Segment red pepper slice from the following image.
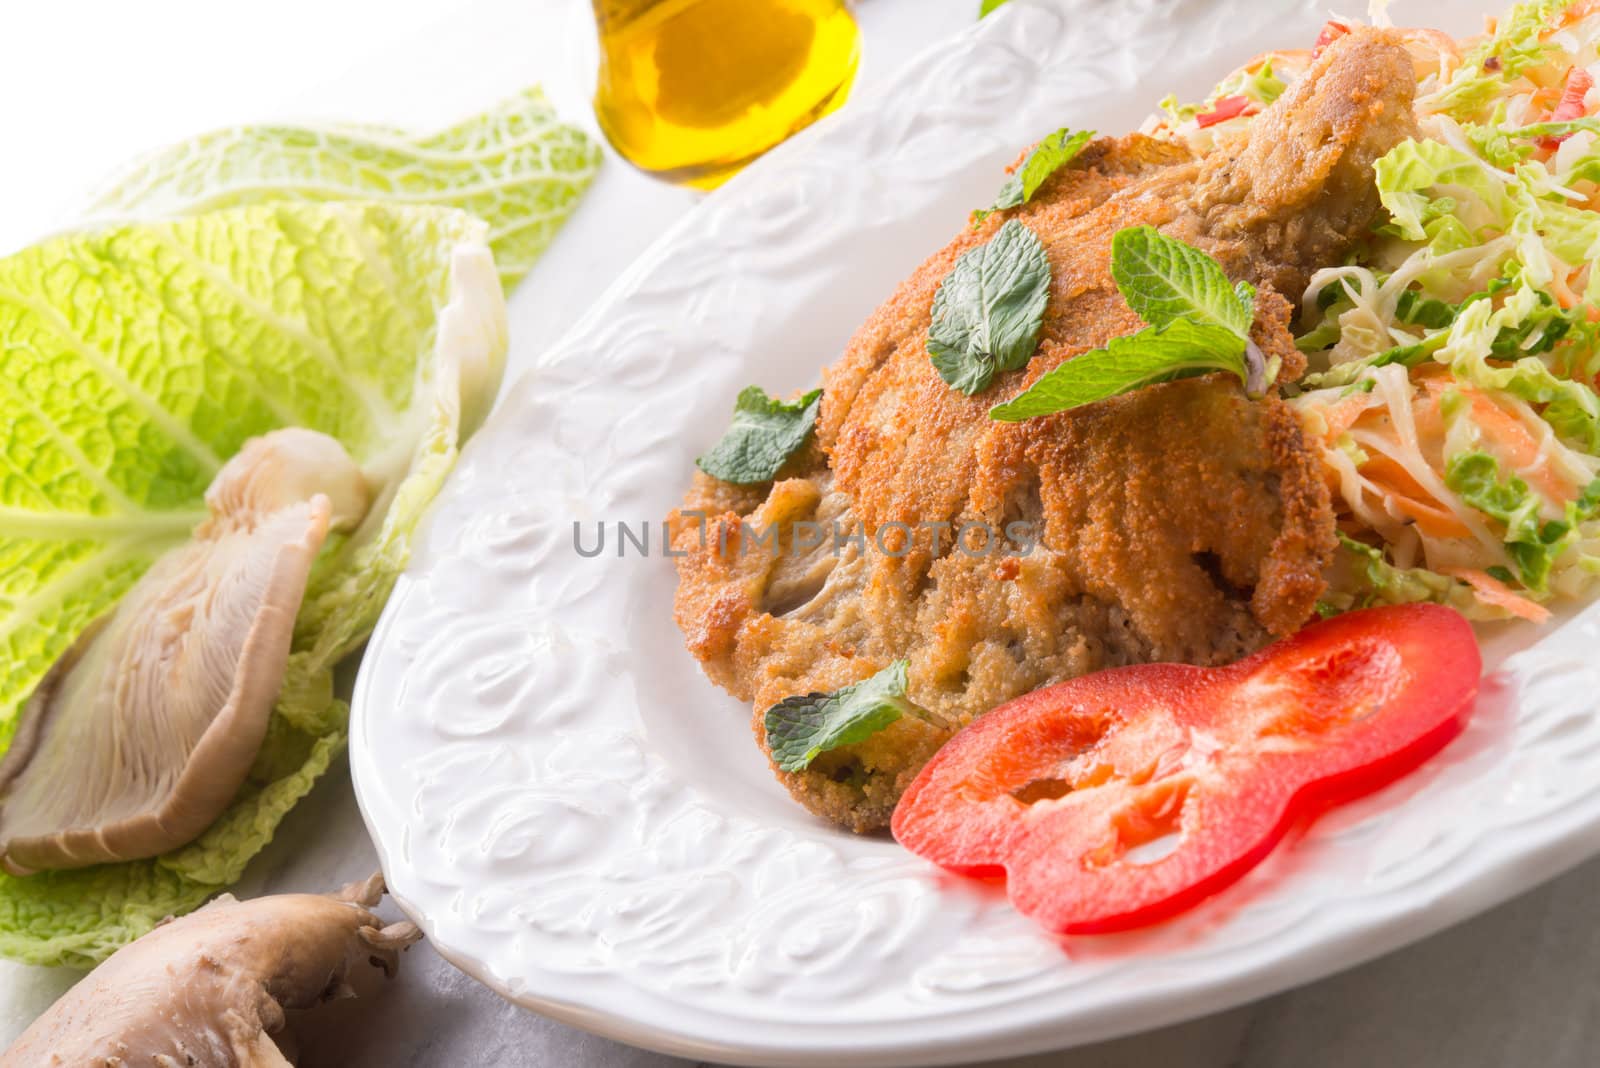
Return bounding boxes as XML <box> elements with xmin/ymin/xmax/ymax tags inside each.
<box><xmin>1313</xmin><ymin>19</ymin><xmax>1351</xmax><ymax>57</ymax></box>
<box><xmin>891</xmin><ymin>604</ymin><xmax>1481</xmax><ymax>936</ymax></box>
<box><xmin>1194</xmin><ymin>94</ymin><xmax>1254</xmax><ymax>128</ymax></box>
<box><xmin>1538</xmin><ymin>66</ymin><xmax>1595</xmax><ymax>151</ymax></box>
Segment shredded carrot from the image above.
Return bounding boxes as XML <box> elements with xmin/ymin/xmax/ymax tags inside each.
<box><xmin>1361</xmin><ymin>454</ymin><xmax>1432</xmax><ymax>498</ymax></box>
<box><xmin>1311</xmin><ymin>382</ymin><xmax>1477</xmax><ymax>538</ymax></box>
<box><xmin>1467</xmin><ymin>392</ymin><xmax>1574</xmax><ymax>502</ymax></box>
<box><xmin>1333</xmin><ymin>375</ymin><xmax>1573</xmax><ymax>543</ymax></box>
<box><xmin>1441</xmin><ymin>567</ymin><xmax>1552</xmax><ymax>623</ymax></box>
<box><xmin>1551</xmin><ymin>266</ymin><xmax>1582</xmax><ymax>310</ymax></box>
<box><xmin>1318</xmin><ymin>395</ymin><xmax>1374</xmax><ymax>440</ymax></box>
<box><xmin>1417</xmin><ymin>378</ymin><xmax>1576</xmax><ymax>503</ymax></box>
<box><xmin>1557</xmin><ymin>0</ymin><xmax>1600</xmax><ymax>31</ymax></box>
<box><xmin>1396</xmin><ymin>29</ymin><xmax>1462</xmax><ymax>74</ymax></box>
<box><xmin>1360</xmin><ymin>454</ymin><xmax>1478</xmax><ymax>538</ymax></box>
<box><xmin>1531</xmin><ymin>84</ymin><xmax>1565</xmax><ymax>114</ymax></box>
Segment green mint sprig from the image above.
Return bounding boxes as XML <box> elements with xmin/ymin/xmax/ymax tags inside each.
<box><xmin>990</xmin><ymin>226</ymin><xmax>1272</xmax><ymax>421</ymax></box>
<box><xmin>765</xmin><ymin>661</ymin><xmax>939</xmax><ymax>772</ymax></box>
<box><xmin>974</xmin><ymin>128</ymin><xmax>1094</xmax><ymax>223</ymax></box>
<box><xmin>697</xmin><ymin>386</ymin><xmax>822</xmax><ymax>484</ymax></box>
<box><xmin>927</xmin><ymin>219</ymin><xmax>1052</xmax><ymax>396</ymax></box>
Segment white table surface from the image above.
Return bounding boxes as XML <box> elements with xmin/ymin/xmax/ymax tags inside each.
<box><xmin>4</xmin><ymin>2</ymin><xmax>1599</xmax><ymax>1065</ymax></box>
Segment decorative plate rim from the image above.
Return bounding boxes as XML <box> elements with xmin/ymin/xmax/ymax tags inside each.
<box><xmin>350</xmin><ymin>2</ymin><xmax>1600</xmax><ymax>1064</ymax></box>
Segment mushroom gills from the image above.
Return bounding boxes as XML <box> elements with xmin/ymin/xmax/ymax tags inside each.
<box><xmin>0</xmin><ymin>874</ymin><xmax>421</xmax><ymax>1067</ymax></box>
<box><xmin>0</xmin><ymin>428</ymin><xmax>371</xmax><ymax>873</ymax></box>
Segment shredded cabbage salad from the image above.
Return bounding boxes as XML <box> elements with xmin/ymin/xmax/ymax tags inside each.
<box><xmin>1146</xmin><ymin>0</ymin><xmax>1600</xmax><ymax>624</ymax></box>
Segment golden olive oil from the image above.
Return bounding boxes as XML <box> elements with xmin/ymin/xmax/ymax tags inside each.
<box><xmin>592</xmin><ymin>0</ymin><xmax>860</xmax><ymax>189</ymax></box>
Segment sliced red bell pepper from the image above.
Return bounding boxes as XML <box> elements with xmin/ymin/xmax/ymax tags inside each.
<box><xmin>891</xmin><ymin>604</ymin><xmax>1481</xmax><ymax>936</ymax></box>
<box><xmin>1194</xmin><ymin>94</ymin><xmax>1254</xmax><ymax>128</ymax></box>
<box><xmin>1538</xmin><ymin>66</ymin><xmax>1595</xmax><ymax>151</ymax></box>
<box><xmin>1313</xmin><ymin>19</ymin><xmax>1351</xmax><ymax>57</ymax></box>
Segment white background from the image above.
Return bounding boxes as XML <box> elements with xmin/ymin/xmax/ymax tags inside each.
<box><xmin>4</xmin><ymin>1</ymin><xmax>1600</xmax><ymax>1065</ymax></box>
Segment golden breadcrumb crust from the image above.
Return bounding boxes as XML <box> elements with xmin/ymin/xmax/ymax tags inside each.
<box><xmin>670</xmin><ymin>29</ymin><xmax>1418</xmax><ymax>832</ymax></box>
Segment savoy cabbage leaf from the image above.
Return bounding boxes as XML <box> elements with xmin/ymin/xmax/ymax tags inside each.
<box><xmin>0</xmin><ymin>201</ymin><xmax>506</xmax><ymax>965</ymax></box>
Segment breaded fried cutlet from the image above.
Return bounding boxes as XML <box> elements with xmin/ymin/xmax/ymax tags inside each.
<box><xmin>670</xmin><ymin>29</ymin><xmax>1420</xmax><ymax>833</ymax></box>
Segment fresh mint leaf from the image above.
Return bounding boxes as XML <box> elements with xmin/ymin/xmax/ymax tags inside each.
<box><xmin>1234</xmin><ymin>280</ymin><xmax>1258</xmax><ymax>322</ymax></box>
<box><xmin>765</xmin><ymin>661</ymin><xmax>923</xmax><ymax>772</ymax></box>
<box><xmin>989</xmin><ymin>319</ymin><xmax>1247</xmax><ymax>421</ymax></box>
<box><xmin>928</xmin><ymin>219</ymin><xmax>1052</xmax><ymax>395</ymax></box>
<box><xmin>1112</xmin><ymin>226</ymin><xmax>1253</xmax><ymax>338</ymax></box>
<box><xmin>975</xmin><ymin>128</ymin><xmax>1094</xmax><ymax>222</ymax></box>
<box><xmin>985</xmin><ymin>227</ymin><xmax>1268</xmax><ymax>420</ymax></box>
<box><xmin>697</xmin><ymin>386</ymin><xmax>822</xmax><ymax>484</ymax></box>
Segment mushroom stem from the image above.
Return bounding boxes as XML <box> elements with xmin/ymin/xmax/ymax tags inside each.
<box><xmin>0</xmin><ymin>877</ymin><xmax>422</xmax><ymax>1067</ymax></box>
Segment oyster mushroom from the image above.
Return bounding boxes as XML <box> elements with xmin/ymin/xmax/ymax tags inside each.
<box><xmin>0</xmin><ymin>874</ymin><xmax>421</xmax><ymax>1066</ymax></box>
<box><xmin>0</xmin><ymin>428</ymin><xmax>370</xmax><ymax>873</ymax></box>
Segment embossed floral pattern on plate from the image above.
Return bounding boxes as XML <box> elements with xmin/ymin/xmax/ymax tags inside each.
<box><xmin>349</xmin><ymin>2</ymin><xmax>1592</xmax><ymax>1065</ymax></box>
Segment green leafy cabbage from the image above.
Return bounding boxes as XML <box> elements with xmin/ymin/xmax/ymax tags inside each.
<box><xmin>1157</xmin><ymin>55</ymin><xmax>1287</xmax><ymax>127</ymax></box>
<box><xmin>1368</xmin><ymin>137</ymin><xmax>1600</xmax><ymax>453</ymax></box>
<box><xmin>1334</xmin><ymin>532</ymin><xmax>1464</xmax><ymax>609</ymax></box>
<box><xmin>1441</xmin><ymin>289</ymin><xmax>1600</xmax><ymax>450</ymax></box>
<box><xmin>0</xmin><ymin>201</ymin><xmax>507</xmax><ymax>966</ymax></box>
<box><xmin>82</xmin><ymin>87</ymin><xmax>600</xmax><ymax>289</ymax></box>
<box><xmin>1444</xmin><ymin>452</ymin><xmax>1600</xmax><ymax>591</ymax></box>
<box><xmin>1373</xmin><ymin>139</ymin><xmax>1513</xmax><ymax>242</ymax></box>
<box><xmin>1376</xmin><ymin>138</ymin><xmax>1600</xmax><ymax>277</ymax></box>
<box><xmin>1426</xmin><ymin>0</ymin><xmax>1575</xmax><ymax>119</ymax></box>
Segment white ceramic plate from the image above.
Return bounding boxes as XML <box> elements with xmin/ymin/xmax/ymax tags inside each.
<box><xmin>350</xmin><ymin>1</ymin><xmax>1600</xmax><ymax>1064</ymax></box>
